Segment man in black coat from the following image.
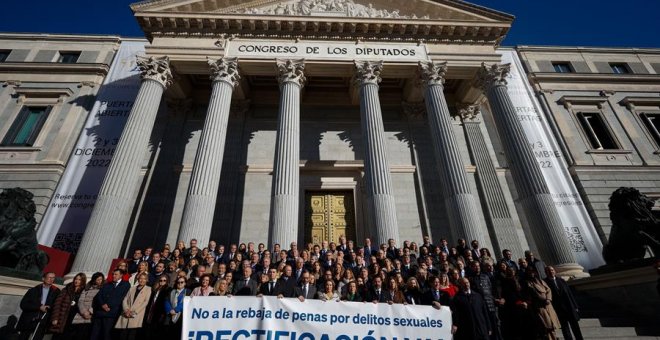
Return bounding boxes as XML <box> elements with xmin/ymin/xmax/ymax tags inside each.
<box><xmin>423</xmin><ymin>276</ymin><xmax>450</xmax><ymax>307</ymax></box>
<box><xmin>367</xmin><ymin>276</ymin><xmax>388</xmax><ymax>303</ymax></box>
<box><xmin>17</xmin><ymin>272</ymin><xmax>60</xmax><ymax>340</ymax></box>
<box><xmin>468</xmin><ymin>261</ymin><xmax>501</xmax><ymax>340</ymax></box>
<box><xmin>91</xmin><ymin>269</ymin><xmax>130</xmax><ymax>340</ymax></box>
<box><xmin>544</xmin><ymin>266</ymin><xmax>583</xmax><ymax>340</ymax></box>
<box><xmin>451</xmin><ymin>278</ymin><xmax>491</xmax><ymax>340</ymax></box>
<box><xmin>258</xmin><ymin>268</ymin><xmax>281</xmax><ymax>296</ymax></box>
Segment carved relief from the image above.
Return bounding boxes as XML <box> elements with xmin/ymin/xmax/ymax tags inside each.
<box><xmin>136</xmin><ymin>55</ymin><xmax>173</xmax><ymax>88</ymax></box>
<box><xmin>353</xmin><ymin>60</ymin><xmax>383</xmax><ymax>86</ymax></box>
<box><xmin>475</xmin><ymin>62</ymin><xmax>510</xmax><ymax>91</ymax></box>
<box><xmin>208</xmin><ymin>57</ymin><xmax>241</xmax><ymax>87</ymax></box>
<box><xmin>454</xmin><ymin>103</ymin><xmax>481</xmax><ymax>121</ymax></box>
<box><xmin>276</xmin><ymin>59</ymin><xmax>306</xmax><ymax>87</ymax></box>
<box><xmin>418</xmin><ymin>60</ymin><xmax>447</xmax><ymax>87</ymax></box>
<box><xmin>227</xmin><ymin>0</ymin><xmax>430</xmax><ymax>19</ymax></box>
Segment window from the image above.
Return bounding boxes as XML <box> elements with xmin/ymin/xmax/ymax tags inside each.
<box><xmin>552</xmin><ymin>62</ymin><xmax>573</xmax><ymax>73</ymax></box>
<box><xmin>576</xmin><ymin>112</ymin><xmax>618</xmax><ymax>150</ymax></box>
<box><xmin>0</xmin><ymin>50</ymin><xmax>9</xmax><ymax>62</ymax></box>
<box><xmin>58</xmin><ymin>52</ymin><xmax>80</xmax><ymax>64</ymax></box>
<box><xmin>610</xmin><ymin>63</ymin><xmax>629</xmax><ymax>74</ymax></box>
<box><xmin>640</xmin><ymin>113</ymin><xmax>660</xmax><ymax>148</ymax></box>
<box><xmin>1</xmin><ymin>106</ymin><xmax>51</xmax><ymax>146</ymax></box>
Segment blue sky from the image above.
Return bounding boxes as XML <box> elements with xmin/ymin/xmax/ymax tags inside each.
<box><xmin>1</xmin><ymin>0</ymin><xmax>659</xmax><ymax>48</ymax></box>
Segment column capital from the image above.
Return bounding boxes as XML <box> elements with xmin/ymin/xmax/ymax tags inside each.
<box><xmin>475</xmin><ymin>62</ymin><xmax>510</xmax><ymax>91</ymax></box>
<box><xmin>353</xmin><ymin>60</ymin><xmax>383</xmax><ymax>86</ymax></box>
<box><xmin>401</xmin><ymin>101</ymin><xmax>426</xmax><ymax>120</ymax></box>
<box><xmin>208</xmin><ymin>57</ymin><xmax>241</xmax><ymax>87</ymax></box>
<box><xmin>136</xmin><ymin>55</ymin><xmax>173</xmax><ymax>88</ymax></box>
<box><xmin>418</xmin><ymin>60</ymin><xmax>447</xmax><ymax>87</ymax></box>
<box><xmin>454</xmin><ymin>103</ymin><xmax>481</xmax><ymax>121</ymax></box>
<box><xmin>276</xmin><ymin>59</ymin><xmax>306</xmax><ymax>88</ymax></box>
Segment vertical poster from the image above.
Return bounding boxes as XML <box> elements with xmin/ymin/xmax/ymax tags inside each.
<box><xmin>37</xmin><ymin>41</ymin><xmax>146</xmax><ymax>253</ymax></box>
<box><xmin>498</xmin><ymin>49</ymin><xmax>605</xmax><ymax>269</ymax></box>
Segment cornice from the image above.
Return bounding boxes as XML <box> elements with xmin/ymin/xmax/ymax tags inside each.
<box><xmin>0</xmin><ymin>63</ymin><xmax>111</xmax><ymax>76</ymax></box>
<box><xmin>517</xmin><ymin>45</ymin><xmax>660</xmax><ymax>55</ymax></box>
<box><xmin>0</xmin><ymin>33</ymin><xmax>122</xmax><ymax>44</ymax></box>
<box><xmin>134</xmin><ymin>11</ymin><xmax>509</xmax><ymax>44</ymax></box>
<box><xmin>528</xmin><ymin>72</ymin><xmax>660</xmax><ymax>84</ymax></box>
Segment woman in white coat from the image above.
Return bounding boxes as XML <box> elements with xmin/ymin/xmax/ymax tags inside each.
<box><xmin>115</xmin><ymin>273</ymin><xmax>152</xmax><ymax>340</ymax></box>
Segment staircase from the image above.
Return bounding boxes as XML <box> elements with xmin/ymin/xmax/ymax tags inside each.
<box><xmin>556</xmin><ymin>285</ymin><xmax>660</xmax><ymax>340</ymax></box>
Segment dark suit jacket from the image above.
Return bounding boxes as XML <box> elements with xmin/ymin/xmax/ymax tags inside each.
<box><xmin>293</xmin><ymin>284</ymin><xmax>317</xmax><ymax>300</ymax></box>
<box><xmin>93</xmin><ymin>281</ymin><xmax>130</xmax><ymax>318</ymax></box>
<box><xmin>275</xmin><ymin>277</ymin><xmax>296</xmax><ymax>297</ymax></box>
<box><xmin>367</xmin><ymin>287</ymin><xmax>388</xmax><ymax>303</ymax></box>
<box><xmin>422</xmin><ymin>289</ymin><xmax>451</xmax><ymax>306</ymax></box>
<box><xmin>544</xmin><ymin>276</ymin><xmax>580</xmax><ymax>321</ymax></box>
<box><xmin>16</xmin><ymin>284</ymin><xmax>60</xmax><ymax>331</ymax></box>
<box><xmin>259</xmin><ymin>281</ymin><xmax>279</xmax><ymax>296</ymax></box>
<box><xmin>233</xmin><ymin>278</ymin><xmax>258</xmax><ymax>296</ymax></box>
<box><xmin>451</xmin><ymin>291</ymin><xmax>491</xmax><ymax>340</ymax></box>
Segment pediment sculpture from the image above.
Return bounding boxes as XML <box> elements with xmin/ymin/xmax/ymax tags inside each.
<box><xmin>229</xmin><ymin>0</ymin><xmax>430</xmax><ymax>19</ymax></box>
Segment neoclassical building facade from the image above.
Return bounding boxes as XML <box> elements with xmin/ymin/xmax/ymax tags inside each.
<box><xmin>24</xmin><ymin>0</ymin><xmax>615</xmax><ymax>277</ymax></box>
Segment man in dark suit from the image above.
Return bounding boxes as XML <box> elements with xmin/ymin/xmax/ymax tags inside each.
<box><xmin>258</xmin><ymin>268</ymin><xmax>281</xmax><ymax>296</ymax></box>
<box><xmin>293</xmin><ymin>272</ymin><xmax>317</xmax><ymax>301</ymax></box>
<box><xmin>275</xmin><ymin>265</ymin><xmax>296</xmax><ymax>298</ymax></box>
<box><xmin>91</xmin><ymin>269</ymin><xmax>130</xmax><ymax>340</ymax></box>
<box><xmin>17</xmin><ymin>272</ymin><xmax>60</xmax><ymax>340</ymax></box>
<box><xmin>451</xmin><ymin>278</ymin><xmax>491</xmax><ymax>340</ymax></box>
<box><xmin>127</xmin><ymin>249</ymin><xmax>143</xmax><ymax>274</ymax></box>
<box><xmin>233</xmin><ymin>267</ymin><xmax>258</xmax><ymax>296</ymax></box>
<box><xmin>368</xmin><ymin>276</ymin><xmax>388</xmax><ymax>303</ymax></box>
<box><xmin>423</xmin><ymin>276</ymin><xmax>450</xmax><ymax>307</ymax></box>
<box><xmin>362</xmin><ymin>238</ymin><xmax>376</xmax><ymax>261</ymax></box>
<box><xmin>544</xmin><ymin>266</ymin><xmax>583</xmax><ymax>340</ymax></box>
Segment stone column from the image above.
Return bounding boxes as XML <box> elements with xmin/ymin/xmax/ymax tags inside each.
<box><xmin>457</xmin><ymin>104</ymin><xmax>523</xmax><ymax>257</ymax></box>
<box><xmin>268</xmin><ymin>59</ymin><xmax>305</xmax><ymax>248</ymax></box>
<box><xmin>476</xmin><ymin>63</ymin><xmax>584</xmax><ymax>276</ymax></box>
<box><xmin>418</xmin><ymin>61</ymin><xmax>489</xmax><ymax>246</ymax></box>
<box><xmin>354</xmin><ymin>61</ymin><xmax>399</xmax><ymax>245</ymax></box>
<box><xmin>71</xmin><ymin>56</ymin><xmax>173</xmax><ymax>274</ymax></box>
<box><xmin>177</xmin><ymin>58</ymin><xmax>240</xmax><ymax>246</ymax></box>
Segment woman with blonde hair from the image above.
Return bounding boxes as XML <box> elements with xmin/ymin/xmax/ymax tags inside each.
<box><xmin>128</xmin><ymin>261</ymin><xmax>149</xmax><ymax>286</ymax></box>
<box><xmin>116</xmin><ymin>273</ymin><xmax>152</xmax><ymax>340</ymax></box>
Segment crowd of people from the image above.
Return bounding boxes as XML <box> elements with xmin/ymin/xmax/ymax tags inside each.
<box><xmin>15</xmin><ymin>236</ymin><xmax>585</xmax><ymax>340</ymax></box>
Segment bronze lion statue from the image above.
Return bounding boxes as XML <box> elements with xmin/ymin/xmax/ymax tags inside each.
<box><xmin>0</xmin><ymin>188</ymin><xmax>49</xmax><ymax>273</ymax></box>
<box><xmin>603</xmin><ymin>187</ymin><xmax>660</xmax><ymax>263</ymax></box>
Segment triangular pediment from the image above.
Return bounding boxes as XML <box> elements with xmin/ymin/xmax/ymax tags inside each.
<box><xmin>132</xmin><ymin>0</ymin><xmax>513</xmax><ymax>23</ymax></box>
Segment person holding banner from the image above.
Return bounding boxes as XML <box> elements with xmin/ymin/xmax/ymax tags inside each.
<box><xmin>386</xmin><ymin>277</ymin><xmax>406</xmax><ymax>304</ymax></box>
<box><xmin>368</xmin><ymin>276</ymin><xmax>388</xmax><ymax>303</ymax></box>
<box><xmin>165</xmin><ymin>278</ymin><xmax>189</xmax><ymax>340</ymax></box>
<box><xmin>317</xmin><ymin>279</ymin><xmax>340</xmax><ymax>301</ymax></box>
<box><xmin>341</xmin><ymin>281</ymin><xmax>363</xmax><ymax>302</ymax></box>
<box><xmin>295</xmin><ymin>272</ymin><xmax>317</xmax><ymax>301</ymax></box>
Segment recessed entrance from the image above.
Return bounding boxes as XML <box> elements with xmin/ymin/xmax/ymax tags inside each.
<box><xmin>305</xmin><ymin>191</ymin><xmax>356</xmax><ymax>245</ymax></box>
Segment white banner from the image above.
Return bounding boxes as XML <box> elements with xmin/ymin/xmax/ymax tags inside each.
<box><xmin>183</xmin><ymin>296</ymin><xmax>452</xmax><ymax>340</ymax></box>
<box><xmin>37</xmin><ymin>41</ymin><xmax>147</xmax><ymax>252</ymax></box>
<box><xmin>498</xmin><ymin>49</ymin><xmax>605</xmax><ymax>269</ymax></box>
<box><xmin>226</xmin><ymin>39</ymin><xmax>428</xmax><ymax>62</ymax></box>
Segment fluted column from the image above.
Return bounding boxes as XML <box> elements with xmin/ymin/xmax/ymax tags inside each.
<box><xmin>71</xmin><ymin>56</ymin><xmax>173</xmax><ymax>274</ymax></box>
<box><xmin>476</xmin><ymin>63</ymin><xmax>584</xmax><ymax>276</ymax></box>
<box><xmin>457</xmin><ymin>104</ymin><xmax>523</xmax><ymax>257</ymax></box>
<box><xmin>178</xmin><ymin>58</ymin><xmax>240</xmax><ymax>246</ymax></box>
<box><xmin>354</xmin><ymin>61</ymin><xmax>399</xmax><ymax>245</ymax></box>
<box><xmin>418</xmin><ymin>61</ymin><xmax>489</xmax><ymax>246</ymax></box>
<box><xmin>268</xmin><ymin>59</ymin><xmax>305</xmax><ymax>248</ymax></box>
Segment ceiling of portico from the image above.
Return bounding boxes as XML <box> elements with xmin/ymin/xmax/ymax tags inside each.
<box><xmin>131</xmin><ymin>0</ymin><xmax>513</xmax><ymax>44</ymax></box>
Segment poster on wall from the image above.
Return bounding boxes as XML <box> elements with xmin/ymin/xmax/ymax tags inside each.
<box><xmin>37</xmin><ymin>41</ymin><xmax>146</xmax><ymax>253</ymax></box>
<box><xmin>183</xmin><ymin>296</ymin><xmax>452</xmax><ymax>340</ymax></box>
<box><xmin>498</xmin><ymin>49</ymin><xmax>605</xmax><ymax>269</ymax></box>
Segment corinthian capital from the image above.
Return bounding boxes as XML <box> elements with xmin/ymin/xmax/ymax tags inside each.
<box><xmin>353</xmin><ymin>60</ymin><xmax>383</xmax><ymax>86</ymax></box>
<box><xmin>475</xmin><ymin>63</ymin><xmax>511</xmax><ymax>91</ymax></box>
<box><xmin>208</xmin><ymin>57</ymin><xmax>241</xmax><ymax>87</ymax></box>
<box><xmin>136</xmin><ymin>55</ymin><xmax>173</xmax><ymax>88</ymax></box>
<box><xmin>418</xmin><ymin>61</ymin><xmax>447</xmax><ymax>87</ymax></box>
<box><xmin>276</xmin><ymin>59</ymin><xmax>306</xmax><ymax>87</ymax></box>
<box><xmin>454</xmin><ymin>103</ymin><xmax>481</xmax><ymax>121</ymax></box>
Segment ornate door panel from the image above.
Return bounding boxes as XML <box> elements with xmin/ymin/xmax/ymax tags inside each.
<box><xmin>305</xmin><ymin>191</ymin><xmax>355</xmax><ymax>244</ymax></box>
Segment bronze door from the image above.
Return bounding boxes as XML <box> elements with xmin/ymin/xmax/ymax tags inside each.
<box><xmin>305</xmin><ymin>191</ymin><xmax>356</xmax><ymax>245</ymax></box>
